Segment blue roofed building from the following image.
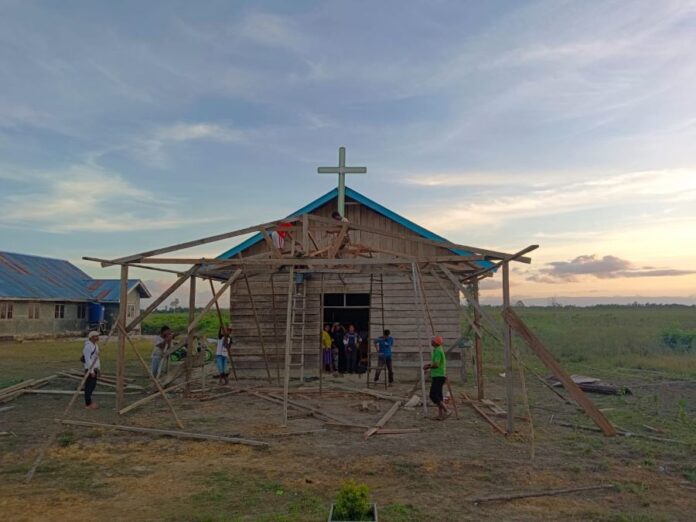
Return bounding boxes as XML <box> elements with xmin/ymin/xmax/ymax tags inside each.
<box><xmin>0</xmin><ymin>251</ymin><xmax>150</xmax><ymax>339</ymax></box>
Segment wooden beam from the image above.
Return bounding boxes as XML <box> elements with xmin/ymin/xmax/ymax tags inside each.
<box><xmin>110</xmin><ymin>217</ymin><xmax>298</xmax><ymax>264</ymax></box>
<box><xmin>185</xmin><ymin>275</ymin><xmax>196</xmax><ymax>393</ymax></box>
<box><xmin>282</xmin><ymin>266</ymin><xmax>295</xmax><ymax>426</ymax></box>
<box><xmin>327</xmin><ymin>222</ymin><xmax>349</xmax><ymax>259</ymax></box>
<box><xmin>461</xmin><ymin>391</ymin><xmax>506</xmax><ymax>435</ymax></box>
<box><xmin>472</xmin><ymin>280</ymin><xmax>484</xmax><ymax>400</ymax></box>
<box><xmin>463</xmin><ymin>244</ymin><xmax>539</xmax><ymax>283</ymax></box>
<box><xmin>188</xmin><ymin>269</ymin><xmax>242</xmax><ymax>333</ymax></box>
<box><xmin>209</xmin><ymin>279</ymin><xmax>225</xmax><ymax>328</ymax></box>
<box><xmin>57</xmin><ymin>419</ymin><xmax>268</xmax><ymax>447</ymax></box>
<box><xmin>502</xmin><ymin>308</ymin><xmax>617</xmax><ymax>436</ymax></box>
<box><xmin>116</xmin><ymin>264</ymin><xmax>128</xmax><ymax>411</ymax></box>
<box><xmin>241</xmin><ymin>267</ymin><xmax>273</xmax><ymax>383</ymax></box>
<box><xmin>119</xmin><ymin>382</ymin><xmax>186</xmax><ymax>415</ymax></box>
<box><xmin>127</xmin><ymin>266</ymin><xmax>198</xmax><ymax>332</ymax></box>
<box><xmin>468</xmin><ymin>484</ymin><xmax>616</xmax><ymax>504</ymax></box>
<box><xmin>308</xmin><ymin>214</ymin><xmax>533</xmax><ymax>263</ymax></box>
<box><xmin>301</xmin><ymin>213</ymin><xmax>309</xmax><ymax>253</ymax></box>
<box><xmin>364</xmin><ymin>401</ymin><xmax>402</xmax><ymax>439</ymax></box>
<box><xmin>136</xmin><ymin>254</ymin><xmax>484</xmax><ymax>266</ymax></box>
<box><xmin>502</xmin><ymin>262</ymin><xmax>514</xmax><ymax>434</ymax></box>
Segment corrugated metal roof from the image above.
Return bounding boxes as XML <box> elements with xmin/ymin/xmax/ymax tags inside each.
<box><xmin>217</xmin><ymin>187</ymin><xmax>494</xmax><ymax>269</ymax></box>
<box><xmin>0</xmin><ymin>251</ymin><xmax>150</xmax><ymax>302</ymax></box>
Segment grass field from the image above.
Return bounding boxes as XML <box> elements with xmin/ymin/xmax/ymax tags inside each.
<box><xmin>1</xmin><ymin>305</ymin><xmax>695</xmax><ymax>521</ymax></box>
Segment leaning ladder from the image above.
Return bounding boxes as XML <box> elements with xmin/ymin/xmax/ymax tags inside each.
<box><xmin>287</xmin><ymin>273</ymin><xmax>307</xmax><ymax>383</ymax></box>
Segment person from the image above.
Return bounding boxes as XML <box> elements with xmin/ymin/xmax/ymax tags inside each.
<box><xmin>343</xmin><ymin>325</ymin><xmax>362</xmax><ymax>374</ymax></box>
<box><xmin>151</xmin><ymin>326</ymin><xmax>174</xmax><ymax>377</ymax></box>
<box><xmin>216</xmin><ymin>325</ymin><xmax>232</xmax><ymax>385</ymax></box>
<box><xmin>270</xmin><ymin>221</ymin><xmax>292</xmax><ymax>250</ymax></box>
<box><xmin>373</xmin><ymin>329</ymin><xmax>394</xmax><ymax>384</ymax></box>
<box><xmin>83</xmin><ymin>331</ymin><xmax>101</xmax><ymax>409</ymax></box>
<box><xmin>331</xmin><ymin>323</ymin><xmax>346</xmax><ymax>374</ymax></box>
<box><xmin>423</xmin><ymin>335</ymin><xmax>450</xmax><ymax>420</ymax></box>
<box><xmin>331</xmin><ymin>210</ymin><xmax>349</xmax><ymax>223</ymax></box>
<box><xmin>321</xmin><ymin>323</ymin><xmax>333</xmax><ymax>372</ymax></box>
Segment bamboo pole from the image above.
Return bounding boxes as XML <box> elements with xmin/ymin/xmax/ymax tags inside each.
<box><xmin>411</xmin><ymin>264</ymin><xmax>428</xmax><ymax>416</ymax></box>
<box><xmin>116</xmin><ymin>265</ymin><xmax>128</xmax><ymax>411</ymax></box>
<box><xmin>185</xmin><ymin>275</ymin><xmax>196</xmax><ymax>394</ymax></box>
<box><xmin>472</xmin><ymin>280</ymin><xmax>484</xmax><ymax>400</ymax></box>
<box><xmin>502</xmin><ymin>262</ymin><xmax>514</xmax><ymax>434</ymax></box>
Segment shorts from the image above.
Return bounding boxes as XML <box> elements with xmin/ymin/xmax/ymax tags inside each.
<box><xmin>429</xmin><ymin>376</ymin><xmax>446</xmax><ymax>405</ymax></box>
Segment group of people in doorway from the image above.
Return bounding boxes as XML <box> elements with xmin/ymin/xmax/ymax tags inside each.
<box><xmin>321</xmin><ymin>323</ymin><xmax>395</xmax><ymax>383</ymax></box>
<box><xmin>81</xmin><ymin>325</ymin><xmax>451</xmax><ymax>421</ymax></box>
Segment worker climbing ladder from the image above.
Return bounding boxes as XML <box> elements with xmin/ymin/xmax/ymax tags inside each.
<box><xmin>366</xmin><ymin>272</ymin><xmax>388</xmax><ymax>389</ymax></box>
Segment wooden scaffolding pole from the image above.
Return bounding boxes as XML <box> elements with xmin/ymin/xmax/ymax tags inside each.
<box><xmin>282</xmin><ymin>266</ymin><xmax>296</xmax><ymax>426</ymax></box>
<box><xmin>502</xmin><ymin>262</ymin><xmax>514</xmax><ymax>434</ymax></box>
<box><xmin>242</xmin><ymin>268</ymin><xmax>273</xmax><ymax>384</ymax></box>
<box><xmin>472</xmin><ymin>280</ymin><xmax>484</xmax><ymax>400</ymax></box>
<box><xmin>185</xmin><ymin>275</ymin><xmax>196</xmax><ymax>394</ymax></box>
<box><xmin>270</xmin><ymin>274</ymin><xmax>281</xmax><ymax>384</ymax></box>
<box><xmin>116</xmin><ymin>264</ymin><xmax>128</xmax><ymax>411</ymax></box>
<box><xmin>411</xmin><ymin>263</ymin><xmax>428</xmax><ymax>416</ymax></box>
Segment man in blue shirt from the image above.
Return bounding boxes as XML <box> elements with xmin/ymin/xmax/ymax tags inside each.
<box><xmin>373</xmin><ymin>329</ymin><xmax>395</xmax><ymax>384</ymax></box>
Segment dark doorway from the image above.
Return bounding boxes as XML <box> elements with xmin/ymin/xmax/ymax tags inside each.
<box><xmin>323</xmin><ymin>293</ymin><xmax>371</xmax><ymax>374</ymax></box>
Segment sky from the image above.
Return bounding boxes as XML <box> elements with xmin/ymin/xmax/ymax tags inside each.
<box><xmin>1</xmin><ymin>0</ymin><xmax>696</xmax><ymax>306</ymax></box>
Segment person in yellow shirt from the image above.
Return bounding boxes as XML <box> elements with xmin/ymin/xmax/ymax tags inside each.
<box><xmin>321</xmin><ymin>323</ymin><xmax>334</xmax><ymax>372</ymax></box>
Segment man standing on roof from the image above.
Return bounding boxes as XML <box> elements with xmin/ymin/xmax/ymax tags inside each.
<box><xmin>423</xmin><ymin>335</ymin><xmax>450</xmax><ymax>420</ymax></box>
<box><xmin>83</xmin><ymin>331</ymin><xmax>101</xmax><ymax>409</ymax></box>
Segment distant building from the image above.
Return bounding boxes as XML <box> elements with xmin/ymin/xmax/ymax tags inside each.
<box><xmin>0</xmin><ymin>251</ymin><xmax>150</xmax><ymax>340</ymax></box>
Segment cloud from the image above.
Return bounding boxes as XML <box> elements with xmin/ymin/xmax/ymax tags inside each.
<box><xmin>0</xmin><ymin>163</ymin><xmax>225</xmax><ymax>233</ymax></box>
<box><xmin>135</xmin><ymin>122</ymin><xmax>246</xmax><ymax>167</ymax></box>
<box><xmin>527</xmin><ymin>254</ymin><xmax>696</xmax><ymax>283</ymax></box>
<box><xmin>412</xmin><ymin>169</ymin><xmax>696</xmax><ymax>231</ymax></box>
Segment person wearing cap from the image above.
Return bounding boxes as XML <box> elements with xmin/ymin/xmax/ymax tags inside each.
<box><xmin>423</xmin><ymin>335</ymin><xmax>450</xmax><ymax>420</ymax></box>
<box><xmin>83</xmin><ymin>331</ymin><xmax>101</xmax><ymax>409</ymax></box>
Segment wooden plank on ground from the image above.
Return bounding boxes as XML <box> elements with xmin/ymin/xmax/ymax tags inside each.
<box><xmin>461</xmin><ymin>391</ymin><xmax>506</xmax><ymax>435</ymax></box>
<box><xmin>57</xmin><ymin>419</ymin><xmax>269</xmax><ymax>447</ymax></box>
<box><xmin>364</xmin><ymin>401</ymin><xmax>402</xmax><ymax>439</ymax></box>
<box><xmin>468</xmin><ymin>484</ymin><xmax>616</xmax><ymax>504</ymax></box>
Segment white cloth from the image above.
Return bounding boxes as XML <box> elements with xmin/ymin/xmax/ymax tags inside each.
<box><xmin>83</xmin><ymin>340</ymin><xmax>100</xmax><ymax>372</ymax></box>
<box><xmin>152</xmin><ymin>335</ymin><xmax>167</xmax><ymax>357</ymax></box>
<box><xmin>270</xmin><ymin>231</ymin><xmax>284</xmax><ymax>249</ymax></box>
<box><xmin>216</xmin><ymin>338</ymin><xmax>229</xmax><ymax>358</ymax></box>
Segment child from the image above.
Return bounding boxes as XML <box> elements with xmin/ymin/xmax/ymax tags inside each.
<box><xmin>216</xmin><ymin>326</ymin><xmax>232</xmax><ymax>385</ymax></box>
<box><xmin>373</xmin><ymin>329</ymin><xmax>394</xmax><ymax>384</ymax></box>
<box><xmin>83</xmin><ymin>331</ymin><xmax>101</xmax><ymax>409</ymax></box>
<box><xmin>151</xmin><ymin>325</ymin><xmax>173</xmax><ymax>377</ymax></box>
<box><xmin>321</xmin><ymin>324</ymin><xmax>333</xmax><ymax>372</ymax></box>
<box><xmin>423</xmin><ymin>335</ymin><xmax>450</xmax><ymax>420</ymax></box>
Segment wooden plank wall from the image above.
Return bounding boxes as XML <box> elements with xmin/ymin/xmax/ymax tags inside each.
<box><xmin>228</xmin><ymin>272</ymin><xmax>461</xmax><ymax>369</ymax></box>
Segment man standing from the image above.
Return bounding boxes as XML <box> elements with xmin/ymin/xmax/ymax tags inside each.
<box><xmin>151</xmin><ymin>326</ymin><xmax>173</xmax><ymax>377</ymax></box>
<box><xmin>83</xmin><ymin>331</ymin><xmax>101</xmax><ymax>409</ymax></box>
<box><xmin>373</xmin><ymin>329</ymin><xmax>394</xmax><ymax>384</ymax></box>
<box><xmin>423</xmin><ymin>335</ymin><xmax>450</xmax><ymax>420</ymax></box>
<box><xmin>343</xmin><ymin>324</ymin><xmax>362</xmax><ymax>374</ymax></box>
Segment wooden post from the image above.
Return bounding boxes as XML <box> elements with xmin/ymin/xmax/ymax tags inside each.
<box><xmin>411</xmin><ymin>263</ymin><xmax>428</xmax><ymax>416</ymax></box>
<box><xmin>116</xmin><ymin>264</ymin><xmax>128</xmax><ymax>411</ymax></box>
<box><xmin>472</xmin><ymin>280</ymin><xmax>484</xmax><ymax>400</ymax></box>
<box><xmin>242</xmin><ymin>269</ymin><xmax>273</xmax><ymax>383</ymax></box>
<box><xmin>270</xmin><ymin>274</ymin><xmax>281</xmax><ymax>384</ymax></box>
<box><xmin>502</xmin><ymin>261</ymin><xmax>514</xmax><ymax>434</ymax></box>
<box><xmin>282</xmin><ymin>267</ymin><xmax>296</xmax><ymax>426</ymax></box>
<box><xmin>301</xmin><ymin>213</ymin><xmax>309</xmax><ymax>253</ymax></box>
<box><xmin>186</xmin><ymin>275</ymin><xmax>196</xmax><ymax>394</ymax></box>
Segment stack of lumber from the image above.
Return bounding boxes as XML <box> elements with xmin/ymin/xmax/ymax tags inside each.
<box><xmin>0</xmin><ymin>375</ymin><xmax>57</xmax><ymax>404</ymax></box>
<box><xmin>57</xmin><ymin>369</ymin><xmax>144</xmax><ymax>391</ymax></box>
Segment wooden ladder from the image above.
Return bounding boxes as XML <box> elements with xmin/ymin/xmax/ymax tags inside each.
<box><xmin>287</xmin><ymin>273</ymin><xmax>308</xmax><ymax>383</ymax></box>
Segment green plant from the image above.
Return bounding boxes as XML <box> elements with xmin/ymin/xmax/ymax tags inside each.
<box><xmin>333</xmin><ymin>480</ymin><xmax>372</xmax><ymax>521</ymax></box>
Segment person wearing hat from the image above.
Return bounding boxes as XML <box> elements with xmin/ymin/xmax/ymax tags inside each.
<box><xmin>423</xmin><ymin>335</ymin><xmax>450</xmax><ymax>420</ymax></box>
<box><xmin>83</xmin><ymin>331</ymin><xmax>101</xmax><ymax>409</ymax></box>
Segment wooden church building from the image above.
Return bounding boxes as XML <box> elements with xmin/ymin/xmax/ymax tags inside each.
<box><xmin>215</xmin><ymin>186</ymin><xmax>492</xmax><ymax>374</ymax></box>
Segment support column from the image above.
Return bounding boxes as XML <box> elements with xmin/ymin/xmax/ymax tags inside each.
<box><xmin>116</xmin><ymin>264</ymin><xmax>128</xmax><ymax>411</ymax></box>
<box><xmin>473</xmin><ymin>280</ymin><xmax>484</xmax><ymax>400</ymax></box>
<box><xmin>185</xmin><ymin>275</ymin><xmax>196</xmax><ymax>394</ymax></box>
<box><xmin>502</xmin><ymin>262</ymin><xmax>514</xmax><ymax>433</ymax></box>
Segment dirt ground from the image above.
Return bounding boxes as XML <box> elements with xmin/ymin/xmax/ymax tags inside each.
<box><xmin>1</xmin><ymin>355</ymin><xmax>696</xmax><ymax>521</ymax></box>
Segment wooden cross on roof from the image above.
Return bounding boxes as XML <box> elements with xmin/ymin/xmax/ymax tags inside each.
<box><xmin>317</xmin><ymin>146</ymin><xmax>366</xmax><ymax>217</ymax></box>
